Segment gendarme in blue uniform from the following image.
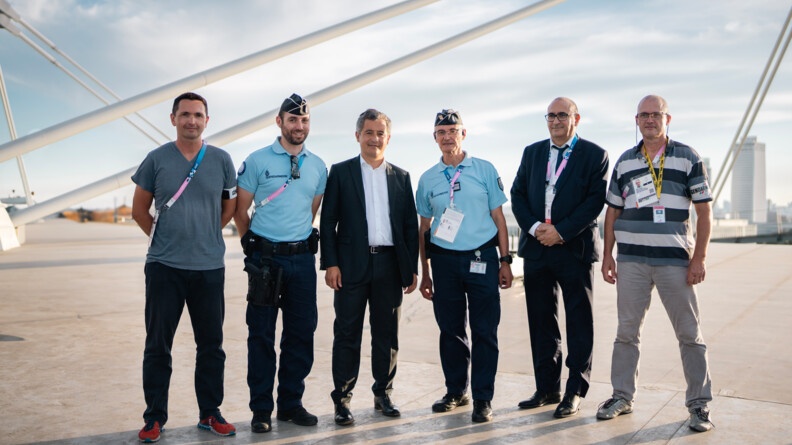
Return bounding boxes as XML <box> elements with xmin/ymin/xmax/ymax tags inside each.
<box><xmin>416</xmin><ymin>153</ymin><xmax>507</xmax><ymax>250</ymax></box>
<box><xmin>237</xmin><ymin>137</ymin><xmax>327</xmax><ymax>242</ymax></box>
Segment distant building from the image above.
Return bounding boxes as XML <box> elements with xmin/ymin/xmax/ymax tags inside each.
<box><xmin>730</xmin><ymin>136</ymin><xmax>767</xmax><ymax>223</ymax></box>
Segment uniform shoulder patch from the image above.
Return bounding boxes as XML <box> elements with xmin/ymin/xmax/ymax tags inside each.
<box><xmin>497</xmin><ymin>177</ymin><xmax>504</xmax><ymax>191</ymax></box>
<box><xmin>237</xmin><ymin>161</ymin><xmax>246</xmax><ymax>176</ymax></box>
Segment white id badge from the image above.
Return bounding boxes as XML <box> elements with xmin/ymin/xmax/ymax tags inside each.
<box><xmin>470</xmin><ymin>260</ymin><xmax>487</xmax><ymax>274</ymax></box>
<box><xmin>633</xmin><ymin>173</ymin><xmax>659</xmax><ymax>208</ymax></box>
<box><xmin>434</xmin><ymin>207</ymin><xmax>464</xmax><ymax>243</ymax></box>
<box><xmin>653</xmin><ymin>206</ymin><xmax>666</xmax><ymax>223</ymax></box>
<box><xmin>544</xmin><ymin>186</ymin><xmax>555</xmax><ymax>222</ymax></box>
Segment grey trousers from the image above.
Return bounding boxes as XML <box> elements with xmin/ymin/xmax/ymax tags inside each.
<box><xmin>610</xmin><ymin>262</ymin><xmax>712</xmax><ymax>409</ymax></box>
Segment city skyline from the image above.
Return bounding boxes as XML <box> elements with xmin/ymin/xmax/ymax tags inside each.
<box><xmin>731</xmin><ymin>136</ymin><xmax>768</xmax><ymax>223</ymax></box>
<box><xmin>1</xmin><ymin>0</ymin><xmax>791</xmax><ymax>211</ymax></box>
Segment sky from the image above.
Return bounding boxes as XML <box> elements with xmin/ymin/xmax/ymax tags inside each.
<box><xmin>0</xmin><ymin>0</ymin><xmax>790</xmax><ymax>213</ymax></box>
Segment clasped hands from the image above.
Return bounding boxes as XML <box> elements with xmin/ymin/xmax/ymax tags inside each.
<box><xmin>535</xmin><ymin>223</ymin><xmax>564</xmax><ymax>247</ymax></box>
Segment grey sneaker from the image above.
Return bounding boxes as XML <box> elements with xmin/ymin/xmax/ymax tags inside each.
<box><xmin>596</xmin><ymin>397</ymin><xmax>633</xmax><ymax>420</ymax></box>
<box><xmin>689</xmin><ymin>407</ymin><xmax>714</xmax><ymax>432</ymax></box>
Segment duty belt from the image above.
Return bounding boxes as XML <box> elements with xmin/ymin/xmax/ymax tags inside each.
<box><xmin>251</xmin><ymin>234</ymin><xmax>310</xmax><ymax>256</ymax></box>
<box><xmin>429</xmin><ymin>235</ymin><xmax>498</xmax><ymax>256</ymax></box>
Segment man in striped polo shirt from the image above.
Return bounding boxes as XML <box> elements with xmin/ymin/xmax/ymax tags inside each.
<box><xmin>597</xmin><ymin>95</ymin><xmax>714</xmax><ymax>433</ymax></box>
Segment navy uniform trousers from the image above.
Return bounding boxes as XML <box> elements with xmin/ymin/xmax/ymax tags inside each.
<box><xmin>247</xmin><ymin>251</ymin><xmax>317</xmax><ymax>413</ymax></box>
<box><xmin>430</xmin><ymin>245</ymin><xmax>501</xmax><ymax>401</ymax></box>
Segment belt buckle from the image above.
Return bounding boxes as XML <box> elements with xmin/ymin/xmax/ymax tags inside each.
<box><xmin>369</xmin><ymin>246</ymin><xmax>378</xmax><ymax>254</ymax></box>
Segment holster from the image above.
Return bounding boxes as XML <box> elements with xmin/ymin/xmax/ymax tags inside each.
<box><xmin>308</xmin><ymin>227</ymin><xmax>319</xmax><ymax>254</ymax></box>
<box><xmin>243</xmin><ymin>252</ymin><xmax>283</xmax><ymax>307</ymax></box>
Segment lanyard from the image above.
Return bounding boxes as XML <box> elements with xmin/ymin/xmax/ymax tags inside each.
<box><xmin>149</xmin><ymin>141</ymin><xmax>207</xmax><ymax>247</ymax></box>
<box><xmin>443</xmin><ymin>165</ymin><xmax>465</xmax><ymax>208</ymax></box>
<box><xmin>546</xmin><ymin>134</ymin><xmax>578</xmax><ymax>187</ymax></box>
<box><xmin>163</xmin><ymin>142</ymin><xmax>207</xmax><ymax>210</ymax></box>
<box><xmin>256</xmin><ymin>154</ymin><xmax>305</xmax><ymax>207</ymax></box>
<box><xmin>642</xmin><ymin>139</ymin><xmax>666</xmax><ymax>198</ymax></box>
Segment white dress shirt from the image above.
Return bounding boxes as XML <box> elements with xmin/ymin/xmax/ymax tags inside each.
<box><xmin>360</xmin><ymin>156</ymin><xmax>394</xmax><ymax>246</ymax></box>
<box><xmin>529</xmin><ymin>134</ymin><xmax>576</xmax><ymax>238</ymax></box>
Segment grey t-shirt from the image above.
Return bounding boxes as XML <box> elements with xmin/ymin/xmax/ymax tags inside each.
<box><xmin>132</xmin><ymin>142</ymin><xmax>237</xmax><ymax>270</ymax></box>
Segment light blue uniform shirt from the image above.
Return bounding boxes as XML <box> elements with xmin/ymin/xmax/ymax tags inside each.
<box><xmin>416</xmin><ymin>153</ymin><xmax>507</xmax><ymax>251</ymax></box>
<box><xmin>237</xmin><ymin>137</ymin><xmax>327</xmax><ymax>242</ymax></box>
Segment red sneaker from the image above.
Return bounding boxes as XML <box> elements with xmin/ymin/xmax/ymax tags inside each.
<box><xmin>138</xmin><ymin>420</ymin><xmax>162</xmax><ymax>443</ymax></box>
<box><xmin>198</xmin><ymin>414</ymin><xmax>236</xmax><ymax>436</ymax></box>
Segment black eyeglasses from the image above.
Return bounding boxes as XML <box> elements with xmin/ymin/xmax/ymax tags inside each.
<box><xmin>435</xmin><ymin>128</ymin><xmax>462</xmax><ymax>137</ymax></box>
<box><xmin>545</xmin><ymin>113</ymin><xmax>572</xmax><ymax>122</ymax></box>
<box><xmin>636</xmin><ymin>112</ymin><xmax>666</xmax><ymax>120</ymax></box>
<box><xmin>290</xmin><ymin>155</ymin><xmax>300</xmax><ymax>180</ymax></box>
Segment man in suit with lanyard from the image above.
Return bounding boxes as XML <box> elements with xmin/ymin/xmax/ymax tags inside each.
<box><xmin>320</xmin><ymin>108</ymin><xmax>419</xmax><ymax>426</ymax></box>
<box><xmin>511</xmin><ymin>97</ymin><xmax>609</xmax><ymax>418</ymax></box>
<box><xmin>234</xmin><ymin>94</ymin><xmax>327</xmax><ymax>434</ymax></box>
<box><xmin>132</xmin><ymin>92</ymin><xmax>238</xmax><ymax>442</ymax></box>
<box><xmin>416</xmin><ymin>109</ymin><xmax>513</xmax><ymax>423</ymax></box>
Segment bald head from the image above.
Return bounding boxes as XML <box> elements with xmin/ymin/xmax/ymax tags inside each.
<box><xmin>637</xmin><ymin>95</ymin><xmax>669</xmax><ymax>114</ymax></box>
<box><xmin>550</xmin><ymin>97</ymin><xmax>578</xmax><ymax>114</ymax></box>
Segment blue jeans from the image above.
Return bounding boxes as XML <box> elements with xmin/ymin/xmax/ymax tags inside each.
<box><xmin>430</xmin><ymin>246</ymin><xmax>501</xmax><ymax>401</ymax></box>
<box><xmin>247</xmin><ymin>251</ymin><xmax>317</xmax><ymax>412</ymax></box>
<box><xmin>142</xmin><ymin>262</ymin><xmax>226</xmax><ymax>424</ymax></box>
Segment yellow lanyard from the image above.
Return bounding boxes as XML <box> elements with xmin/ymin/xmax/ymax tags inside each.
<box><xmin>642</xmin><ymin>140</ymin><xmax>666</xmax><ymax>198</ymax></box>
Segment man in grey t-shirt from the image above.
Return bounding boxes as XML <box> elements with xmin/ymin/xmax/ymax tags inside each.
<box><xmin>131</xmin><ymin>92</ymin><xmax>237</xmax><ymax>442</ymax></box>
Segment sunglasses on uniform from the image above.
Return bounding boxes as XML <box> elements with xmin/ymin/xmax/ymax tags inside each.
<box><xmin>290</xmin><ymin>155</ymin><xmax>300</xmax><ymax>180</ymax></box>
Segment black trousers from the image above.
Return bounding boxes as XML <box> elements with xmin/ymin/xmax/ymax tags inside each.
<box><xmin>330</xmin><ymin>250</ymin><xmax>402</xmax><ymax>404</ymax></box>
<box><xmin>523</xmin><ymin>247</ymin><xmax>594</xmax><ymax>397</ymax></box>
<box><xmin>142</xmin><ymin>262</ymin><xmax>226</xmax><ymax>424</ymax></box>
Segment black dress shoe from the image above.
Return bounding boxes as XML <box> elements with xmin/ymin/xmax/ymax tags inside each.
<box><xmin>374</xmin><ymin>395</ymin><xmax>401</xmax><ymax>417</ymax></box>
<box><xmin>471</xmin><ymin>400</ymin><xmax>493</xmax><ymax>423</ymax></box>
<box><xmin>277</xmin><ymin>406</ymin><xmax>318</xmax><ymax>426</ymax></box>
<box><xmin>334</xmin><ymin>402</ymin><xmax>354</xmax><ymax>426</ymax></box>
<box><xmin>432</xmin><ymin>393</ymin><xmax>471</xmax><ymax>412</ymax></box>
<box><xmin>518</xmin><ymin>391</ymin><xmax>562</xmax><ymax>409</ymax></box>
<box><xmin>251</xmin><ymin>410</ymin><xmax>272</xmax><ymax>433</ymax></box>
<box><xmin>553</xmin><ymin>393</ymin><xmax>581</xmax><ymax>418</ymax></box>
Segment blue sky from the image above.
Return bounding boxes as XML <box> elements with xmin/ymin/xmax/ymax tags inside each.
<box><xmin>0</xmin><ymin>0</ymin><xmax>790</xmax><ymax>210</ymax></box>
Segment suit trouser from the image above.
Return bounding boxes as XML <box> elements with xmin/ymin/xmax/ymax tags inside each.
<box><xmin>523</xmin><ymin>247</ymin><xmax>594</xmax><ymax>397</ymax></box>
<box><xmin>142</xmin><ymin>262</ymin><xmax>226</xmax><ymax>424</ymax></box>
<box><xmin>247</xmin><ymin>251</ymin><xmax>317</xmax><ymax>413</ymax></box>
<box><xmin>330</xmin><ymin>250</ymin><xmax>402</xmax><ymax>404</ymax></box>
<box><xmin>431</xmin><ymin>246</ymin><xmax>501</xmax><ymax>401</ymax></box>
<box><xmin>610</xmin><ymin>262</ymin><xmax>712</xmax><ymax>409</ymax></box>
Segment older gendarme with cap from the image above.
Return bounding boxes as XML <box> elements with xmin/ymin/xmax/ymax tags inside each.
<box><xmin>234</xmin><ymin>93</ymin><xmax>328</xmax><ymax>433</ymax></box>
<box><xmin>416</xmin><ymin>108</ymin><xmax>513</xmax><ymax>423</ymax></box>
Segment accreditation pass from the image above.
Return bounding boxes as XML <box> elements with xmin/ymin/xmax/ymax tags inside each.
<box><xmin>632</xmin><ymin>172</ymin><xmax>659</xmax><ymax>209</ymax></box>
<box><xmin>434</xmin><ymin>207</ymin><xmax>464</xmax><ymax>243</ymax></box>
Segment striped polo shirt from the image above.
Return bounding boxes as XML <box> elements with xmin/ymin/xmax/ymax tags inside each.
<box><xmin>605</xmin><ymin>139</ymin><xmax>712</xmax><ymax>266</ymax></box>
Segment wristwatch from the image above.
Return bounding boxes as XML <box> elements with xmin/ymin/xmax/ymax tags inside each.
<box><xmin>499</xmin><ymin>255</ymin><xmax>513</xmax><ymax>264</ymax></box>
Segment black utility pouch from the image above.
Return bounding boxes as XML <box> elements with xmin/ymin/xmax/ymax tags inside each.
<box><xmin>308</xmin><ymin>227</ymin><xmax>320</xmax><ymax>254</ymax></box>
<box><xmin>244</xmin><ymin>255</ymin><xmax>283</xmax><ymax>307</ymax></box>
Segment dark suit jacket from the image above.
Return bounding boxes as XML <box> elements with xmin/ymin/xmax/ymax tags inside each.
<box><xmin>510</xmin><ymin>137</ymin><xmax>609</xmax><ymax>263</ymax></box>
<box><xmin>320</xmin><ymin>156</ymin><xmax>419</xmax><ymax>287</ymax></box>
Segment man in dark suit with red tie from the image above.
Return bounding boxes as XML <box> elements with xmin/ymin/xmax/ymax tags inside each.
<box><xmin>320</xmin><ymin>108</ymin><xmax>419</xmax><ymax>426</ymax></box>
<box><xmin>510</xmin><ymin>97</ymin><xmax>609</xmax><ymax>418</ymax></box>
